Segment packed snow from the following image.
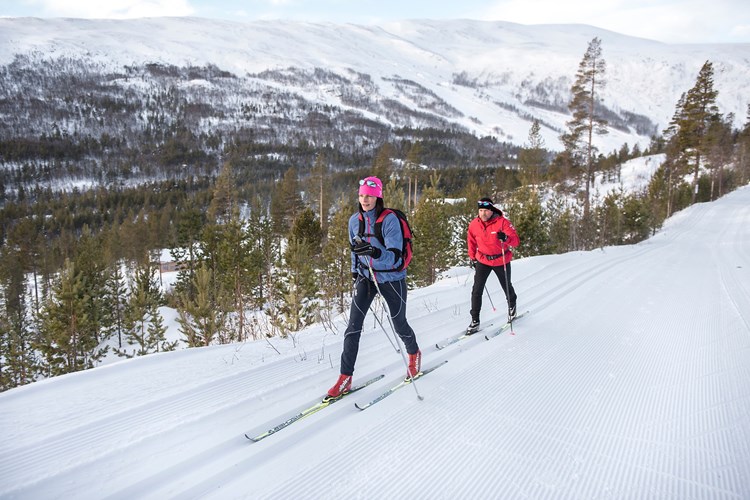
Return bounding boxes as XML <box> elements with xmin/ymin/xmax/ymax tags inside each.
<box><xmin>1</xmin><ymin>183</ymin><xmax>749</xmax><ymax>499</ymax></box>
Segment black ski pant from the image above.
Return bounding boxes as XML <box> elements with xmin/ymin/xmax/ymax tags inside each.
<box><xmin>340</xmin><ymin>276</ymin><xmax>419</xmax><ymax>376</ymax></box>
<box><xmin>470</xmin><ymin>261</ymin><xmax>517</xmax><ymax>322</ymax></box>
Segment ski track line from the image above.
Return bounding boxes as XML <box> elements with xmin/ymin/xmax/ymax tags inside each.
<box><xmin>0</xmin><ymin>354</ymin><xmax>334</xmax><ymax>493</ymax></box>
<box><xmin>1</xmin><ymin>308</ymin><xmax>396</xmax><ymax>486</ymax></box>
<box><xmin>6</xmin><ymin>362</ymin><xmax>380</xmax><ymax>499</ymax></box>
<box><xmin>251</xmin><ymin>370</ymin><xmax>482</xmax><ymax>499</ymax></box>
<box><xmin>450</xmin><ymin>301</ymin><xmax>741</xmax><ymax>495</ymax></box>
<box><xmin>521</xmin><ymin>244</ymin><xmax>657</xmax><ymax>317</ymax></box>
<box><xmin>714</xmin><ymin>206</ymin><xmax>750</xmax><ymax>335</ymax></box>
<box><xmin>137</xmin><ymin>371</ymin><xmax>405</xmax><ymax>500</ymax></box>
<box><xmin>98</xmin><ymin>362</ymin><xmax>395</xmax><ymax>499</ymax></box>
<box><xmin>433</xmin><ymin>244</ymin><xmax>658</xmax><ymax>358</ymax></box>
<box><xmin>159</xmin><ymin>356</ymin><xmax>452</xmax><ymax>498</ymax></box>
<box><xmin>255</xmin><ymin>316</ymin><xmax>737</xmax><ymax>500</ymax></box>
<box><xmin>403</xmin><ymin>236</ymin><xmax>746</xmax><ymax>497</ymax></box>
<box><xmin>258</xmin><ymin>313</ymin><xmax>617</xmax><ymax>498</ymax></box>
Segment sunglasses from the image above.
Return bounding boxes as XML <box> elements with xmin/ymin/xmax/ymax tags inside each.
<box><xmin>477</xmin><ymin>200</ymin><xmax>493</xmax><ymax>208</ymax></box>
<box><xmin>359</xmin><ymin>179</ymin><xmax>379</xmax><ymax>188</ymax></box>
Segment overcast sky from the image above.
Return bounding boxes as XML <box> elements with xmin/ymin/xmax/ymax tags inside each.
<box><xmin>2</xmin><ymin>0</ymin><xmax>749</xmax><ymax>44</ymax></box>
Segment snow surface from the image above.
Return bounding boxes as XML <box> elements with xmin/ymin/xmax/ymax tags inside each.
<box><xmin>1</xmin><ymin>182</ymin><xmax>749</xmax><ymax>498</ymax></box>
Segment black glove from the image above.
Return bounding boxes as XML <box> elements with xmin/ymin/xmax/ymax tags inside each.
<box><xmin>496</xmin><ymin>231</ymin><xmax>508</xmax><ymax>242</ymax></box>
<box><xmin>353</xmin><ymin>240</ymin><xmax>381</xmax><ymax>258</ymax></box>
<box><xmin>352</xmin><ymin>272</ymin><xmax>359</xmax><ymax>283</ymax></box>
<box><xmin>469</xmin><ymin>259</ymin><xmax>477</xmax><ymax>269</ymax></box>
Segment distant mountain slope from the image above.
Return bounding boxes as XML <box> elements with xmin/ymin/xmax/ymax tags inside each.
<box><xmin>1</xmin><ymin>17</ymin><xmax>748</xmax><ymax>152</ymax></box>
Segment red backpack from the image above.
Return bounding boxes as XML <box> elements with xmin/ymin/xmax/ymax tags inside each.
<box><xmin>357</xmin><ymin>208</ymin><xmax>413</xmax><ymax>272</ymax></box>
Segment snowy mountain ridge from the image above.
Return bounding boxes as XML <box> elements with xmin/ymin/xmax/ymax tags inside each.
<box><xmin>2</xmin><ymin>16</ymin><xmax>749</xmax><ymax>152</ymax></box>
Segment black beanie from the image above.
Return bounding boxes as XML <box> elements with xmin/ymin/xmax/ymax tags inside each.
<box><xmin>478</xmin><ymin>197</ymin><xmax>502</xmax><ymax>216</ymax></box>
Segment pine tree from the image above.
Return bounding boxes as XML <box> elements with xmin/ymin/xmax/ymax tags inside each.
<box><xmin>104</xmin><ymin>262</ymin><xmax>128</xmax><ymax>349</ymax></box>
<box><xmin>405</xmin><ymin>142</ymin><xmax>423</xmax><ymax>211</ymax></box>
<box><xmin>664</xmin><ymin>60</ymin><xmax>721</xmax><ymax>204</ymax></box>
<box><xmin>115</xmin><ymin>259</ymin><xmax>166</xmax><ymax>357</ymax></box>
<box><xmin>705</xmin><ymin>114</ymin><xmax>733</xmax><ymax>199</ymax></box>
<box><xmin>383</xmin><ymin>176</ymin><xmax>408</xmax><ymax>213</ymax></box>
<box><xmin>171</xmin><ymin>206</ymin><xmax>204</xmax><ymax>303</ymax></box>
<box><xmin>207</xmin><ymin>162</ymin><xmax>239</xmax><ymax>224</ymax></box>
<box><xmin>270</xmin><ymin>168</ymin><xmax>305</xmax><ymax>235</ymax></box>
<box><xmin>38</xmin><ymin>258</ymin><xmax>108</xmax><ymax>376</ymax></box>
<box><xmin>561</xmin><ymin>37</ymin><xmax>608</xmax><ymax>219</ymax></box>
<box><xmin>72</xmin><ymin>227</ymin><xmax>110</xmax><ymax>345</ymax></box>
<box><xmin>310</xmin><ymin>153</ymin><xmax>331</xmax><ymax>233</ymax></box>
<box><xmin>518</xmin><ymin>119</ymin><xmax>547</xmax><ymax>187</ymax></box>
<box><xmin>545</xmin><ymin>193</ymin><xmax>579</xmax><ymax>254</ymax></box>
<box><xmin>147</xmin><ymin>302</ymin><xmax>176</xmax><ymax>352</ymax></box>
<box><xmin>245</xmin><ymin>195</ymin><xmax>277</xmax><ymax>316</ymax></box>
<box><xmin>320</xmin><ymin>196</ymin><xmax>354</xmax><ymax>314</ymax></box>
<box><xmin>0</xmin><ymin>246</ymin><xmax>39</xmax><ymax>390</ymax></box>
<box><xmin>289</xmin><ymin>207</ymin><xmax>323</xmax><ymax>257</ymax></box>
<box><xmin>371</xmin><ymin>143</ymin><xmax>395</xmax><ymax>182</ymax></box>
<box><xmin>409</xmin><ymin>173</ymin><xmax>452</xmax><ymax>287</ymax></box>
<box><xmin>202</xmin><ymin>166</ymin><xmax>253</xmax><ymax>343</ymax></box>
<box><xmin>737</xmin><ymin>104</ymin><xmax>750</xmax><ymax>185</ymax></box>
<box><xmin>177</xmin><ymin>263</ymin><xmax>228</xmax><ymax>347</ymax></box>
<box><xmin>507</xmin><ymin>186</ymin><xmax>549</xmax><ymax>257</ymax></box>
<box><xmin>274</xmin><ymin>238</ymin><xmax>319</xmax><ymax>334</ymax></box>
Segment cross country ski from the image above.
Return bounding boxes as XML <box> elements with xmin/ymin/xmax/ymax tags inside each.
<box><xmin>246</xmin><ymin>373</ymin><xmax>384</xmax><ymax>442</ymax></box>
<box><xmin>354</xmin><ymin>360</ymin><xmax>448</xmax><ymax>411</ymax></box>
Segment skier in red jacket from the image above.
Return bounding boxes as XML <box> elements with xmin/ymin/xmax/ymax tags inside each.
<box><xmin>466</xmin><ymin>197</ymin><xmax>519</xmax><ymax>333</ymax></box>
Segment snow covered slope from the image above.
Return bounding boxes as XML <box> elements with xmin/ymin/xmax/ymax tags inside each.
<box><xmin>1</xmin><ymin>184</ymin><xmax>749</xmax><ymax>498</ymax></box>
<box><xmin>1</xmin><ymin>17</ymin><xmax>748</xmax><ymax>151</ymax></box>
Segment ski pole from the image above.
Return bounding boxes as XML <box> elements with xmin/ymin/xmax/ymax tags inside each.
<box><xmin>499</xmin><ymin>247</ymin><xmax>515</xmax><ymax>334</ymax></box>
<box><xmin>484</xmin><ymin>284</ymin><xmax>496</xmax><ymax>312</ymax></box>
<box><xmin>369</xmin><ymin>301</ymin><xmax>401</xmax><ymax>353</ymax></box>
<box><xmin>355</xmin><ymin>236</ymin><xmax>423</xmax><ymax>400</ymax></box>
<box><xmin>472</xmin><ymin>262</ymin><xmax>495</xmax><ymax>311</ymax></box>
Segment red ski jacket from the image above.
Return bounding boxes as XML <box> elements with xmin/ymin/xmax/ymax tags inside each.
<box><xmin>467</xmin><ymin>214</ymin><xmax>519</xmax><ymax>267</ymax></box>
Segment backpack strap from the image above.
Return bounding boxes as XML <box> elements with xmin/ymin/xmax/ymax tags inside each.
<box><xmin>356</xmin><ymin>209</ymin><xmax>404</xmax><ymax>272</ymax></box>
<box><xmin>375</xmin><ymin>209</ymin><xmax>405</xmax><ymax>266</ymax></box>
